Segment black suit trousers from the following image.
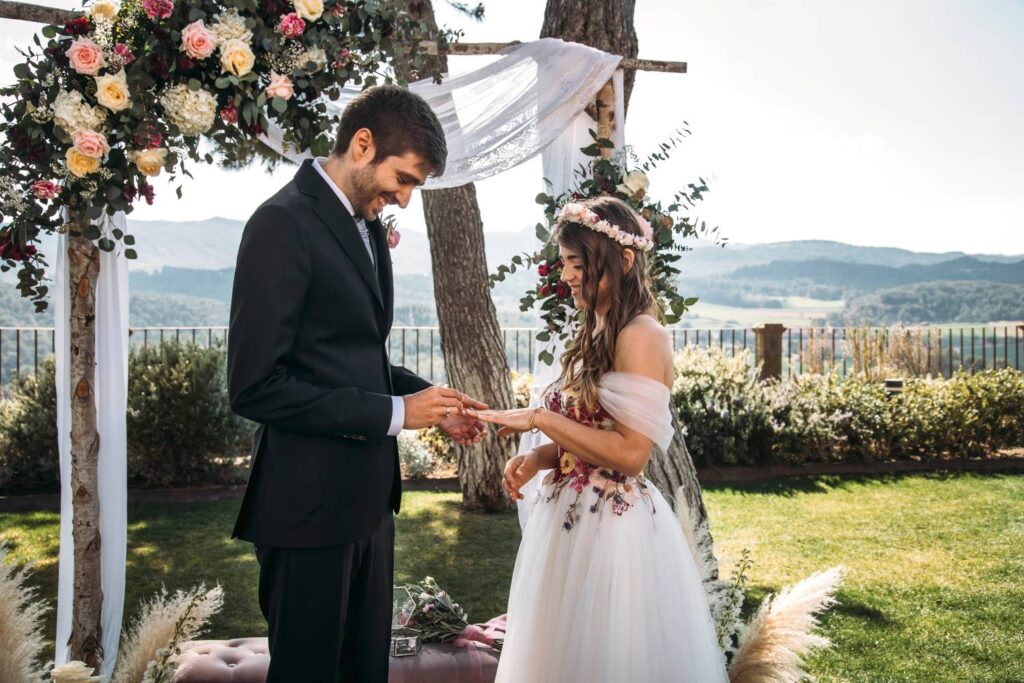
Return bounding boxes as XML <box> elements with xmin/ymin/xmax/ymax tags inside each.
<box><xmin>256</xmin><ymin>513</ymin><xmax>396</xmax><ymax>683</ymax></box>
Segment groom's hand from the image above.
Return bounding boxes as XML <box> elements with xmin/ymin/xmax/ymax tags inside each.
<box><xmin>403</xmin><ymin>387</ymin><xmax>477</xmax><ymax>430</ymax></box>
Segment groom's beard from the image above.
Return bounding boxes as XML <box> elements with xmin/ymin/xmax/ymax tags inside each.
<box><xmin>349</xmin><ymin>165</ymin><xmax>382</xmax><ymax>220</ymax></box>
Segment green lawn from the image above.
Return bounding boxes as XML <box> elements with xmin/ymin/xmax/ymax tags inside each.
<box><xmin>1</xmin><ymin>472</ymin><xmax>1021</xmax><ymax>682</ymax></box>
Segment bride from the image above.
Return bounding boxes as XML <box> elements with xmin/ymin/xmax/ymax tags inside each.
<box><xmin>469</xmin><ymin>196</ymin><xmax>729</xmax><ymax>682</ymax></box>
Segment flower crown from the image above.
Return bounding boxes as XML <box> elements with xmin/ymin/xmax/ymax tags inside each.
<box><xmin>554</xmin><ymin>202</ymin><xmax>655</xmax><ymax>252</ymax></box>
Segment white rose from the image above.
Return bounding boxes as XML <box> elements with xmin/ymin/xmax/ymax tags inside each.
<box><xmin>131</xmin><ymin>147</ymin><xmax>168</xmax><ymax>176</ymax></box>
<box><xmin>94</xmin><ymin>70</ymin><xmax>132</xmax><ymax>112</ymax></box>
<box><xmin>89</xmin><ymin>0</ymin><xmax>118</xmax><ymax>19</ymax></box>
<box><xmin>292</xmin><ymin>0</ymin><xmax>323</xmax><ymax>22</ymax></box>
<box><xmin>219</xmin><ymin>38</ymin><xmax>255</xmax><ymax>77</ymax></box>
<box><xmin>50</xmin><ymin>660</ymin><xmax>102</xmax><ymax>682</ymax></box>
<box><xmin>616</xmin><ymin>170</ymin><xmax>649</xmax><ymax>199</ymax></box>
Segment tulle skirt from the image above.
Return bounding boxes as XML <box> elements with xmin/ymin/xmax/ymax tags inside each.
<box><xmin>495</xmin><ymin>476</ymin><xmax>730</xmax><ymax>683</ymax></box>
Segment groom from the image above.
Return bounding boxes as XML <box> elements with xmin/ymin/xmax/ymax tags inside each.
<box><xmin>228</xmin><ymin>85</ymin><xmax>486</xmax><ymax>682</ymax></box>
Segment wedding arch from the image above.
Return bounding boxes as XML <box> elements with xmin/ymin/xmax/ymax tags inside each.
<box><xmin>0</xmin><ymin>0</ymin><xmax>689</xmax><ymax>674</ymax></box>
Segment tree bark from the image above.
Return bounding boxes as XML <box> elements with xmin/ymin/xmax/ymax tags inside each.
<box><xmin>541</xmin><ymin>0</ymin><xmax>721</xmax><ymax>584</ymax></box>
<box><xmin>540</xmin><ymin>0</ymin><xmax>640</xmax><ymax>112</ymax></box>
<box><xmin>67</xmin><ymin>232</ymin><xmax>103</xmax><ymax>668</ymax></box>
<box><xmin>396</xmin><ymin>0</ymin><xmax>516</xmax><ymax>512</ymax></box>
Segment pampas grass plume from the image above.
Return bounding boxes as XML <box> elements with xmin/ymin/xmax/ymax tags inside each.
<box><xmin>113</xmin><ymin>584</ymin><xmax>224</xmax><ymax>683</ymax></box>
<box><xmin>0</xmin><ymin>544</ymin><xmax>49</xmax><ymax>683</ymax></box>
<box><xmin>729</xmin><ymin>565</ymin><xmax>846</xmax><ymax>683</ymax></box>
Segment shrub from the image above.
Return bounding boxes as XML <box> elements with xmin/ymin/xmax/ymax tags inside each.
<box><xmin>671</xmin><ymin>346</ymin><xmax>774</xmax><ymax>466</ymax></box>
<box><xmin>398</xmin><ymin>431</ymin><xmax>438</xmax><ymax>478</ymax></box>
<box><xmin>889</xmin><ymin>369</ymin><xmax>1024</xmax><ymax>459</ymax></box>
<box><xmin>0</xmin><ymin>360</ymin><xmax>58</xmax><ymax>494</ymax></box>
<box><xmin>127</xmin><ymin>341</ymin><xmax>251</xmax><ymax>487</ymax></box>
<box><xmin>831</xmin><ymin>376</ymin><xmax>892</xmax><ymax>460</ymax></box>
<box><xmin>769</xmin><ymin>373</ymin><xmax>846</xmax><ymax>464</ymax></box>
<box><xmin>671</xmin><ymin>346</ymin><xmax>1024</xmax><ymax>467</ymax></box>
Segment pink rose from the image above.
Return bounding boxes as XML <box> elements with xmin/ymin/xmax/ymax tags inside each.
<box><xmin>113</xmin><ymin>43</ymin><xmax>135</xmax><ymax>64</ymax></box>
<box><xmin>142</xmin><ymin>0</ymin><xmax>173</xmax><ymax>20</ymax></box>
<box><xmin>265</xmin><ymin>71</ymin><xmax>294</xmax><ymax>101</ymax></box>
<box><xmin>71</xmin><ymin>128</ymin><xmax>110</xmax><ymax>159</ymax></box>
<box><xmin>180</xmin><ymin>20</ymin><xmax>216</xmax><ymax>59</ymax></box>
<box><xmin>277</xmin><ymin>12</ymin><xmax>305</xmax><ymax>39</ymax></box>
<box><xmin>66</xmin><ymin>37</ymin><xmax>106</xmax><ymax>75</ymax></box>
<box><xmin>387</xmin><ymin>228</ymin><xmax>401</xmax><ymax>249</ymax></box>
<box><xmin>32</xmin><ymin>180</ymin><xmax>59</xmax><ymax>200</ymax></box>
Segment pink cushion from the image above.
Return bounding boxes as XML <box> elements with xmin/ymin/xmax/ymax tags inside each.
<box><xmin>173</xmin><ymin>638</ymin><xmax>499</xmax><ymax>683</ymax></box>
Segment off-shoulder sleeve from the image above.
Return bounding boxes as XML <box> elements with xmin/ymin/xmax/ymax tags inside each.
<box><xmin>597</xmin><ymin>371</ymin><xmax>675</xmax><ymax>452</ymax></box>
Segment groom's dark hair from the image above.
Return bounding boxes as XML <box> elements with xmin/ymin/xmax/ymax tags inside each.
<box><xmin>333</xmin><ymin>85</ymin><xmax>447</xmax><ymax>175</ymax></box>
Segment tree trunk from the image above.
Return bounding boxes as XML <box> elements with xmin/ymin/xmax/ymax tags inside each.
<box><xmin>541</xmin><ymin>0</ymin><xmax>721</xmax><ymax>583</ymax></box>
<box><xmin>395</xmin><ymin>0</ymin><xmax>516</xmax><ymax>512</ymax></box>
<box><xmin>540</xmin><ymin>0</ymin><xmax>640</xmax><ymax>111</ymax></box>
<box><xmin>67</xmin><ymin>232</ymin><xmax>103</xmax><ymax>668</ymax></box>
<box><xmin>0</xmin><ymin>0</ymin><xmax>77</xmax><ymax>24</ymax></box>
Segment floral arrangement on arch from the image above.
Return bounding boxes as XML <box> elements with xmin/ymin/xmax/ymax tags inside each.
<box><xmin>489</xmin><ymin>130</ymin><xmax>725</xmax><ymax>365</ymax></box>
<box><xmin>0</xmin><ymin>0</ymin><xmax>441</xmax><ymax>309</ymax></box>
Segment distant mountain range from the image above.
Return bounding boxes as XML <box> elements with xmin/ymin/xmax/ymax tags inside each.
<box><xmin>732</xmin><ymin>255</ymin><xmax>1024</xmax><ymax>290</ymax></box>
<box><xmin>2</xmin><ymin>217</ymin><xmax>1021</xmax><ymax>327</ymax></box>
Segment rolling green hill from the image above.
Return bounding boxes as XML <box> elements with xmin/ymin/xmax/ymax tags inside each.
<box><xmin>832</xmin><ymin>281</ymin><xmax>1024</xmax><ymax>325</ymax></box>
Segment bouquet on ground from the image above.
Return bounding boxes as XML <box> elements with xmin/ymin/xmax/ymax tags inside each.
<box><xmin>401</xmin><ymin>576</ymin><xmax>470</xmax><ymax>643</ymax></box>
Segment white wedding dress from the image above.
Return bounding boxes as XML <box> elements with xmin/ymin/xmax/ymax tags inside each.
<box><xmin>495</xmin><ymin>372</ymin><xmax>730</xmax><ymax>683</ymax></box>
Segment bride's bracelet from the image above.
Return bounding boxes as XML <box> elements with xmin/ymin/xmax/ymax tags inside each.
<box><xmin>527</xmin><ymin>407</ymin><xmax>545</xmax><ymax>434</ymax></box>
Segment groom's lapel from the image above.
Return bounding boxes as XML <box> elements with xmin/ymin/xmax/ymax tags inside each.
<box><xmin>296</xmin><ymin>161</ymin><xmax>384</xmax><ymax>314</ymax></box>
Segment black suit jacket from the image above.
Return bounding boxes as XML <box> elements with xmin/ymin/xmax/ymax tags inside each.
<box><xmin>228</xmin><ymin>159</ymin><xmax>431</xmax><ymax>547</ymax></box>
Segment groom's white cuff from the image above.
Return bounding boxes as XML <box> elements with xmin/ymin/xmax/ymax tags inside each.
<box><xmin>387</xmin><ymin>396</ymin><xmax>405</xmax><ymax>436</ymax></box>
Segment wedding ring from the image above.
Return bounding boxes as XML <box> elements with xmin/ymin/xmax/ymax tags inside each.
<box><xmin>444</xmin><ymin>406</ymin><xmax>451</xmax><ymax>418</ymax></box>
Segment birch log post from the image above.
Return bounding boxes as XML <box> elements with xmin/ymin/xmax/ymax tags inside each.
<box><xmin>67</xmin><ymin>231</ymin><xmax>104</xmax><ymax>668</ymax></box>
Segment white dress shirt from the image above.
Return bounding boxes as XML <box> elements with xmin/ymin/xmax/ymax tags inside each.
<box><xmin>312</xmin><ymin>157</ymin><xmax>405</xmax><ymax>437</ymax></box>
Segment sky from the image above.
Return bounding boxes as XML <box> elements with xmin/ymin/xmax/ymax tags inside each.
<box><xmin>2</xmin><ymin>0</ymin><xmax>1023</xmax><ymax>254</ymax></box>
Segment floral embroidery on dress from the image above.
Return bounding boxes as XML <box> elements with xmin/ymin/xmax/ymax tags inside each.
<box><xmin>542</xmin><ymin>381</ymin><xmax>655</xmax><ymax>532</ymax></box>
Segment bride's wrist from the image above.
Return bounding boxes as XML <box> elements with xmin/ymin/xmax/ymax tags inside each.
<box><xmin>529</xmin><ymin>448</ymin><xmax>557</xmax><ymax>470</ymax></box>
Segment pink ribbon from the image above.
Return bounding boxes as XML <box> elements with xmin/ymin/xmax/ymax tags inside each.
<box><xmin>453</xmin><ymin>614</ymin><xmax>507</xmax><ymax>648</ymax></box>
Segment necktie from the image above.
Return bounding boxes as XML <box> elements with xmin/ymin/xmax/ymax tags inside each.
<box><xmin>356</xmin><ymin>217</ymin><xmax>376</xmax><ymax>272</ymax></box>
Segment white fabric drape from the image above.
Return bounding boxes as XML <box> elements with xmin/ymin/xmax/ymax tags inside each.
<box><xmin>54</xmin><ymin>214</ymin><xmax>130</xmax><ymax>678</ymax></box>
<box><xmin>260</xmin><ymin>38</ymin><xmax>622</xmax><ymax>190</ymax></box>
<box><xmin>514</xmin><ymin>68</ymin><xmax>627</xmax><ymax>530</ymax></box>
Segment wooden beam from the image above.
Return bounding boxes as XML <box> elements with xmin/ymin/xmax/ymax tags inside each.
<box><xmin>0</xmin><ymin>0</ymin><xmax>76</xmax><ymax>25</ymax></box>
<box><xmin>422</xmin><ymin>40</ymin><xmax>687</xmax><ymax>73</ymax></box>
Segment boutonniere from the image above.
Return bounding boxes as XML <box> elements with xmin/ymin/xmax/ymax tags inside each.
<box><xmin>382</xmin><ymin>214</ymin><xmax>401</xmax><ymax>249</ymax></box>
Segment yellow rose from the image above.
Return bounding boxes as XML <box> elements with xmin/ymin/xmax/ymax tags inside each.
<box><xmin>94</xmin><ymin>70</ymin><xmax>131</xmax><ymax>112</ymax></box>
<box><xmin>292</xmin><ymin>0</ymin><xmax>323</xmax><ymax>22</ymax></box>
<box><xmin>219</xmin><ymin>39</ymin><xmax>255</xmax><ymax>77</ymax></box>
<box><xmin>66</xmin><ymin>147</ymin><xmax>100</xmax><ymax>177</ymax></box>
<box><xmin>132</xmin><ymin>147</ymin><xmax>167</xmax><ymax>177</ymax></box>
<box><xmin>89</xmin><ymin>0</ymin><xmax>118</xmax><ymax>19</ymax></box>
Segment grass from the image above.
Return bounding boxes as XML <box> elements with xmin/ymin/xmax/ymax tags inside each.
<box><xmin>1</xmin><ymin>472</ymin><xmax>1021</xmax><ymax>682</ymax></box>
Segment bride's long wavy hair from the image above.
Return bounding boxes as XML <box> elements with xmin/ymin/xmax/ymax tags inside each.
<box><xmin>556</xmin><ymin>196</ymin><xmax>661</xmax><ymax>411</ymax></box>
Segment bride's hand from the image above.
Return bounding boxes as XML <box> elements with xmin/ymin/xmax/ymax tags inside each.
<box><xmin>466</xmin><ymin>407</ymin><xmax>541</xmax><ymax>438</ymax></box>
<box><xmin>503</xmin><ymin>452</ymin><xmax>540</xmax><ymax>500</ymax></box>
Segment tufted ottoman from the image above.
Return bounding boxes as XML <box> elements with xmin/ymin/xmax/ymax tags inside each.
<box><xmin>173</xmin><ymin>638</ymin><xmax>499</xmax><ymax>683</ymax></box>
